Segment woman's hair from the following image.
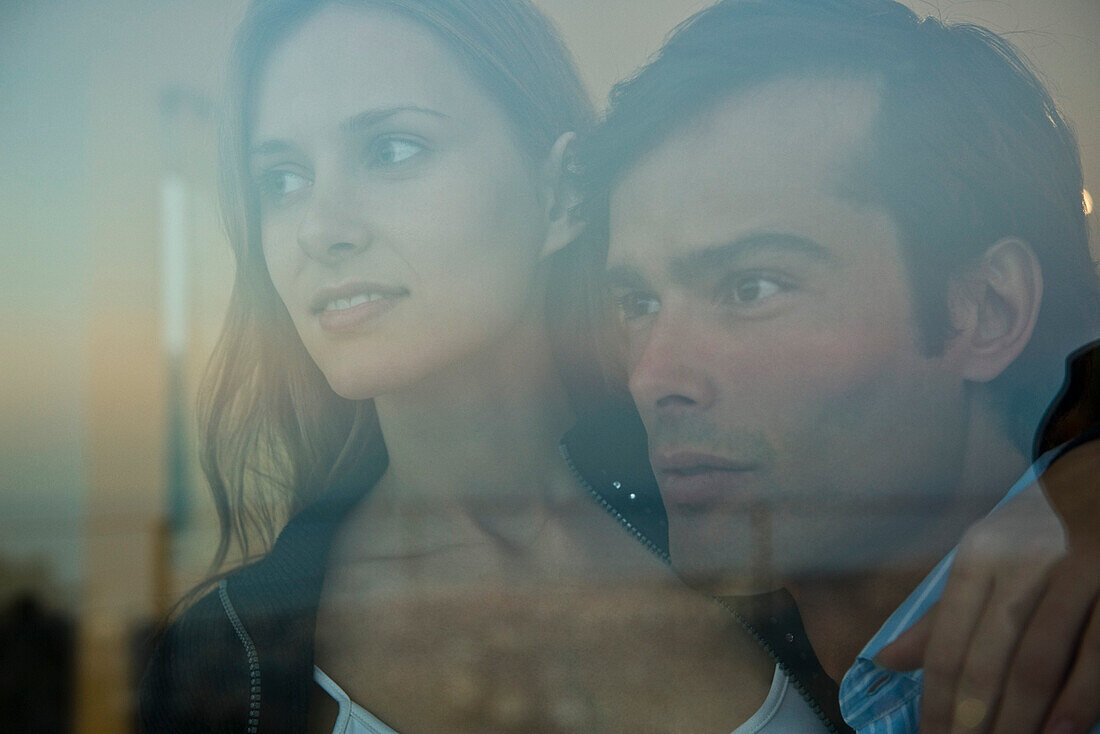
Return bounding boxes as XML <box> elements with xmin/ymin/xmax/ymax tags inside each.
<box><xmin>202</xmin><ymin>0</ymin><xmax>602</xmax><ymax>574</ymax></box>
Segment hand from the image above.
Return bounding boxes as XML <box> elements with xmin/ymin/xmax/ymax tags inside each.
<box><xmin>876</xmin><ymin>440</ymin><xmax>1100</xmax><ymax>734</ymax></box>
<box><xmin>992</xmin><ymin>439</ymin><xmax>1100</xmax><ymax>734</ymax></box>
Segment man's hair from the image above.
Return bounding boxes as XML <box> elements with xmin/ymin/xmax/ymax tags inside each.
<box><xmin>583</xmin><ymin>0</ymin><xmax>1100</xmax><ymax>447</ymax></box>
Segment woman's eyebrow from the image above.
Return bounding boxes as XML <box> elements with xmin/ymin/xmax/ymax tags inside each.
<box><xmin>250</xmin><ymin>106</ymin><xmax>451</xmax><ymax>157</ymax></box>
<box><xmin>341</xmin><ymin>105</ymin><xmax>450</xmax><ymax>134</ymax></box>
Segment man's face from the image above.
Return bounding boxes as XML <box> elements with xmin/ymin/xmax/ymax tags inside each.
<box><xmin>607</xmin><ymin>77</ymin><xmax>972</xmax><ymax>591</ymax></box>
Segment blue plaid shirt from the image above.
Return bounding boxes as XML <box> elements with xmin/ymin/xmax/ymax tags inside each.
<box><xmin>838</xmin><ymin>451</ymin><xmax>1100</xmax><ymax>734</ymax></box>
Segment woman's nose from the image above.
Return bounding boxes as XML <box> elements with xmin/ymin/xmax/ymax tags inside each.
<box><xmin>296</xmin><ymin>178</ymin><xmax>370</xmax><ymax>263</ymax></box>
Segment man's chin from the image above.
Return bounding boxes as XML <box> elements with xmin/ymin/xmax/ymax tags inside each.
<box><xmin>668</xmin><ymin>537</ymin><xmax>778</xmax><ymax>597</ymax></box>
<box><xmin>671</xmin><ymin>560</ymin><xmax>782</xmax><ymax>597</ymax></box>
<box><xmin>667</xmin><ymin>511</ymin><xmax>773</xmax><ymax>595</ymax></box>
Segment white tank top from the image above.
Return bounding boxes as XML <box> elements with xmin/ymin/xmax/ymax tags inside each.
<box><xmin>314</xmin><ymin>663</ymin><xmax>830</xmax><ymax>734</ymax></box>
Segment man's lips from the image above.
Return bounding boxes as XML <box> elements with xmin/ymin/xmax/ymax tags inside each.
<box><xmin>652</xmin><ymin>451</ymin><xmax>761</xmax><ymax>509</ymax></box>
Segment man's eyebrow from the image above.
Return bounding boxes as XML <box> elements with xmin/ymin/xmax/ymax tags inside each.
<box><xmin>249</xmin><ymin>139</ymin><xmax>294</xmax><ymax>158</ymax></box>
<box><xmin>250</xmin><ymin>106</ymin><xmax>449</xmax><ymax>157</ymax></box>
<box><xmin>669</xmin><ymin>232</ymin><xmax>834</xmax><ymax>283</ymax></box>
<box><xmin>603</xmin><ymin>263</ymin><xmax>648</xmax><ymax>290</ymax></box>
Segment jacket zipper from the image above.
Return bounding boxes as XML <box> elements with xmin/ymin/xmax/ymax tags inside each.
<box><xmin>218</xmin><ymin>578</ymin><xmax>263</xmax><ymax>734</ymax></box>
<box><xmin>559</xmin><ymin>442</ymin><xmax>843</xmax><ymax>734</ymax></box>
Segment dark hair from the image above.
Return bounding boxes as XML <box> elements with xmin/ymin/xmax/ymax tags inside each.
<box><xmin>582</xmin><ymin>0</ymin><xmax>1100</xmax><ymax>447</ymax></box>
<box><xmin>201</xmin><ymin>0</ymin><xmax>598</xmax><ymax>575</ymax></box>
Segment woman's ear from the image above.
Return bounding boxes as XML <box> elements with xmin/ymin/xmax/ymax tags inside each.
<box><xmin>538</xmin><ymin>132</ymin><xmax>586</xmax><ymax>259</ymax></box>
<box><xmin>949</xmin><ymin>237</ymin><xmax>1043</xmax><ymax>383</ymax></box>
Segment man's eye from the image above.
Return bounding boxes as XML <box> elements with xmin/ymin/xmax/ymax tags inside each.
<box><xmin>614</xmin><ymin>292</ymin><xmax>661</xmax><ymax>321</ymax></box>
<box><xmin>367</xmin><ymin>137</ymin><xmax>427</xmax><ymax>167</ymax></box>
<box><xmin>718</xmin><ymin>275</ymin><xmax>785</xmax><ymax>306</ymax></box>
<box><xmin>257</xmin><ymin>170</ymin><xmax>311</xmax><ymax>204</ymax></box>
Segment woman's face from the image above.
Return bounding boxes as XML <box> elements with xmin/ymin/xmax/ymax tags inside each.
<box><xmin>252</xmin><ymin>5</ymin><xmax>551</xmax><ymax>399</ymax></box>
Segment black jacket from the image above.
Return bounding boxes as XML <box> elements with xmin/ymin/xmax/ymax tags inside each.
<box><xmin>140</xmin><ymin>407</ymin><xmax>850</xmax><ymax>733</ymax></box>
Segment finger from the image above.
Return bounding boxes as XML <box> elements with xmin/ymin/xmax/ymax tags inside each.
<box><xmin>877</xmin><ymin>605</ymin><xmax>935</xmax><ymax>672</ymax></box>
<box><xmin>989</xmin><ymin>561</ymin><xmax>1096</xmax><ymax>734</ymax></box>
<box><xmin>946</xmin><ymin>571</ymin><xmax>1049</xmax><ymax>734</ymax></box>
<box><xmin>921</xmin><ymin>567</ymin><xmax>994</xmax><ymax>734</ymax></box>
<box><xmin>1042</xmin><ymin>594</ymin><xmax>1100</xmax><ymax>734</ymax></box>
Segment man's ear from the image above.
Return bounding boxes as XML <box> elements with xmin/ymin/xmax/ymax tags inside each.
<box><xmin>538</xmin><ymin>132</ymin><xmax>586</xmax><ymax>259</ymax></box>
<box><xmin>950</xmin><ymin>237</ymin><xmax>1043</xmax><ymax>383</ymax></box>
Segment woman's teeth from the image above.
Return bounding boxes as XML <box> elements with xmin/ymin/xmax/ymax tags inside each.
<box><xmin>323</xmin><ymin>293</ymin><xmax>390</xmax><ymax>312</ymax></box>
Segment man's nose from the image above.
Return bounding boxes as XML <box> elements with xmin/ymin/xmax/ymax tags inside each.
<box><xmin>628</xmin><ymin>315</ymin><xmax>717</xmax><ymax>417</ymax></box>
<box><xmin>296</xmin><ymin>178</ymin><xmax>370</xmax><ymax>264</ymax></box>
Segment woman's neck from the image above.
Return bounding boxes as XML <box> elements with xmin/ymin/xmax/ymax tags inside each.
<box><xmin>329</xmin><ymin>313</ymin><xmax>669</xmax><ymax>589</ymax></box>
<box><xmin>371</xmin><ymin>313</ymin><xmax>576</xmax><ymax>516</ymax></box>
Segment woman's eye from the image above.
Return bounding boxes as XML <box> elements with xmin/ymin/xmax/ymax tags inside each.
<box><xmin>614</xmin><ymin>292</ymin><xmax>661</xmax><ymax>322</ymax></box>
<box><xmin>367</xmin><ymin>137</ymin><xmax>427</xmax><ymax>167</ymax></box>
<box><xmin>719</xmin><ymin>275</ymin><xmax>785</xmax><ymax>306</ymax></box>
<box><xmin>257</xmin><ymin>170</ymin><xmax>311</xmax><ymax>203</ymax></box>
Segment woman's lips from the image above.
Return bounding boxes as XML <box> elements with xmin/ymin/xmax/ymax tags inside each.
<box><xmin>317</xmin><ymin>293</ymin><xmax>405</xmax><ymax>332</ymax></box>
<box><xmin>311</xmin><ymin>281</ymin><xmax>409</xmax><ymax>332</ymax></box>
<box><xmin>652</xmin><ymin>452</ymin><xmax>760</xmax><ymax>510</ymax></box>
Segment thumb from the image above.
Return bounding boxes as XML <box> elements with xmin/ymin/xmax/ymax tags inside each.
<box><xmin>875</xmin><ymin>604</ymin><xmax>936</xmax><ymax>672</ymax></box>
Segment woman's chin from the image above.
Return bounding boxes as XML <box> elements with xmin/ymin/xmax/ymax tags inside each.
<box><xmin>323</xmin><ymin>368</ymin><xmax>409</xmax><ymax>402</ymax></box>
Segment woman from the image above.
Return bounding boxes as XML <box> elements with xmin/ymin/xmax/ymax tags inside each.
<box><xmin>140</xmin><ymin>1</ymin><xmax>793</xmax><ymax>733</ymax></box>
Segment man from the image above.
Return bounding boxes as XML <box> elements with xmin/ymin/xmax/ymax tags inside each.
<box><xmin>582</xmin><ymin>0</ymin><xmax>1100</xmax><ymax>731</ymax></box>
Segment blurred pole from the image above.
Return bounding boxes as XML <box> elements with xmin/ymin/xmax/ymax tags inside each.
<box><xmin>155</xmin><ymin>171</ymin><xmax>189</xmax><ymax>619</ymax></box>
<box><xmin>153</xmin><ymin>86</ymin><xmax>208</xmax><ymax>619</ymax></box>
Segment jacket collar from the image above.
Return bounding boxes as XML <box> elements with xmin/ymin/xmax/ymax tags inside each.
<box><xmin>559</xmin><ymin>400</ymin><xmax>669</xmax><ymax>555</ymax></box>
<box><xmin>229</xmin><ymin>440</ymin><xmax>388</xmax><ymax>734</ymax></box>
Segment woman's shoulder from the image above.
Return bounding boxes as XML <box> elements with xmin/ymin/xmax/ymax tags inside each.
<box><xmin>139</xmin><ymin>460</ymin><xmax>385</xmax><ymax>732</ymax></box>
<box><xmin>139</xmin><ymin>570</ymin><xmax>265</xmax><ymax>734</ymax></box>
<box><xmin>139</xmin><ymin>525</ymin><xmax>340</xmax><ymax>733</ymax></box>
